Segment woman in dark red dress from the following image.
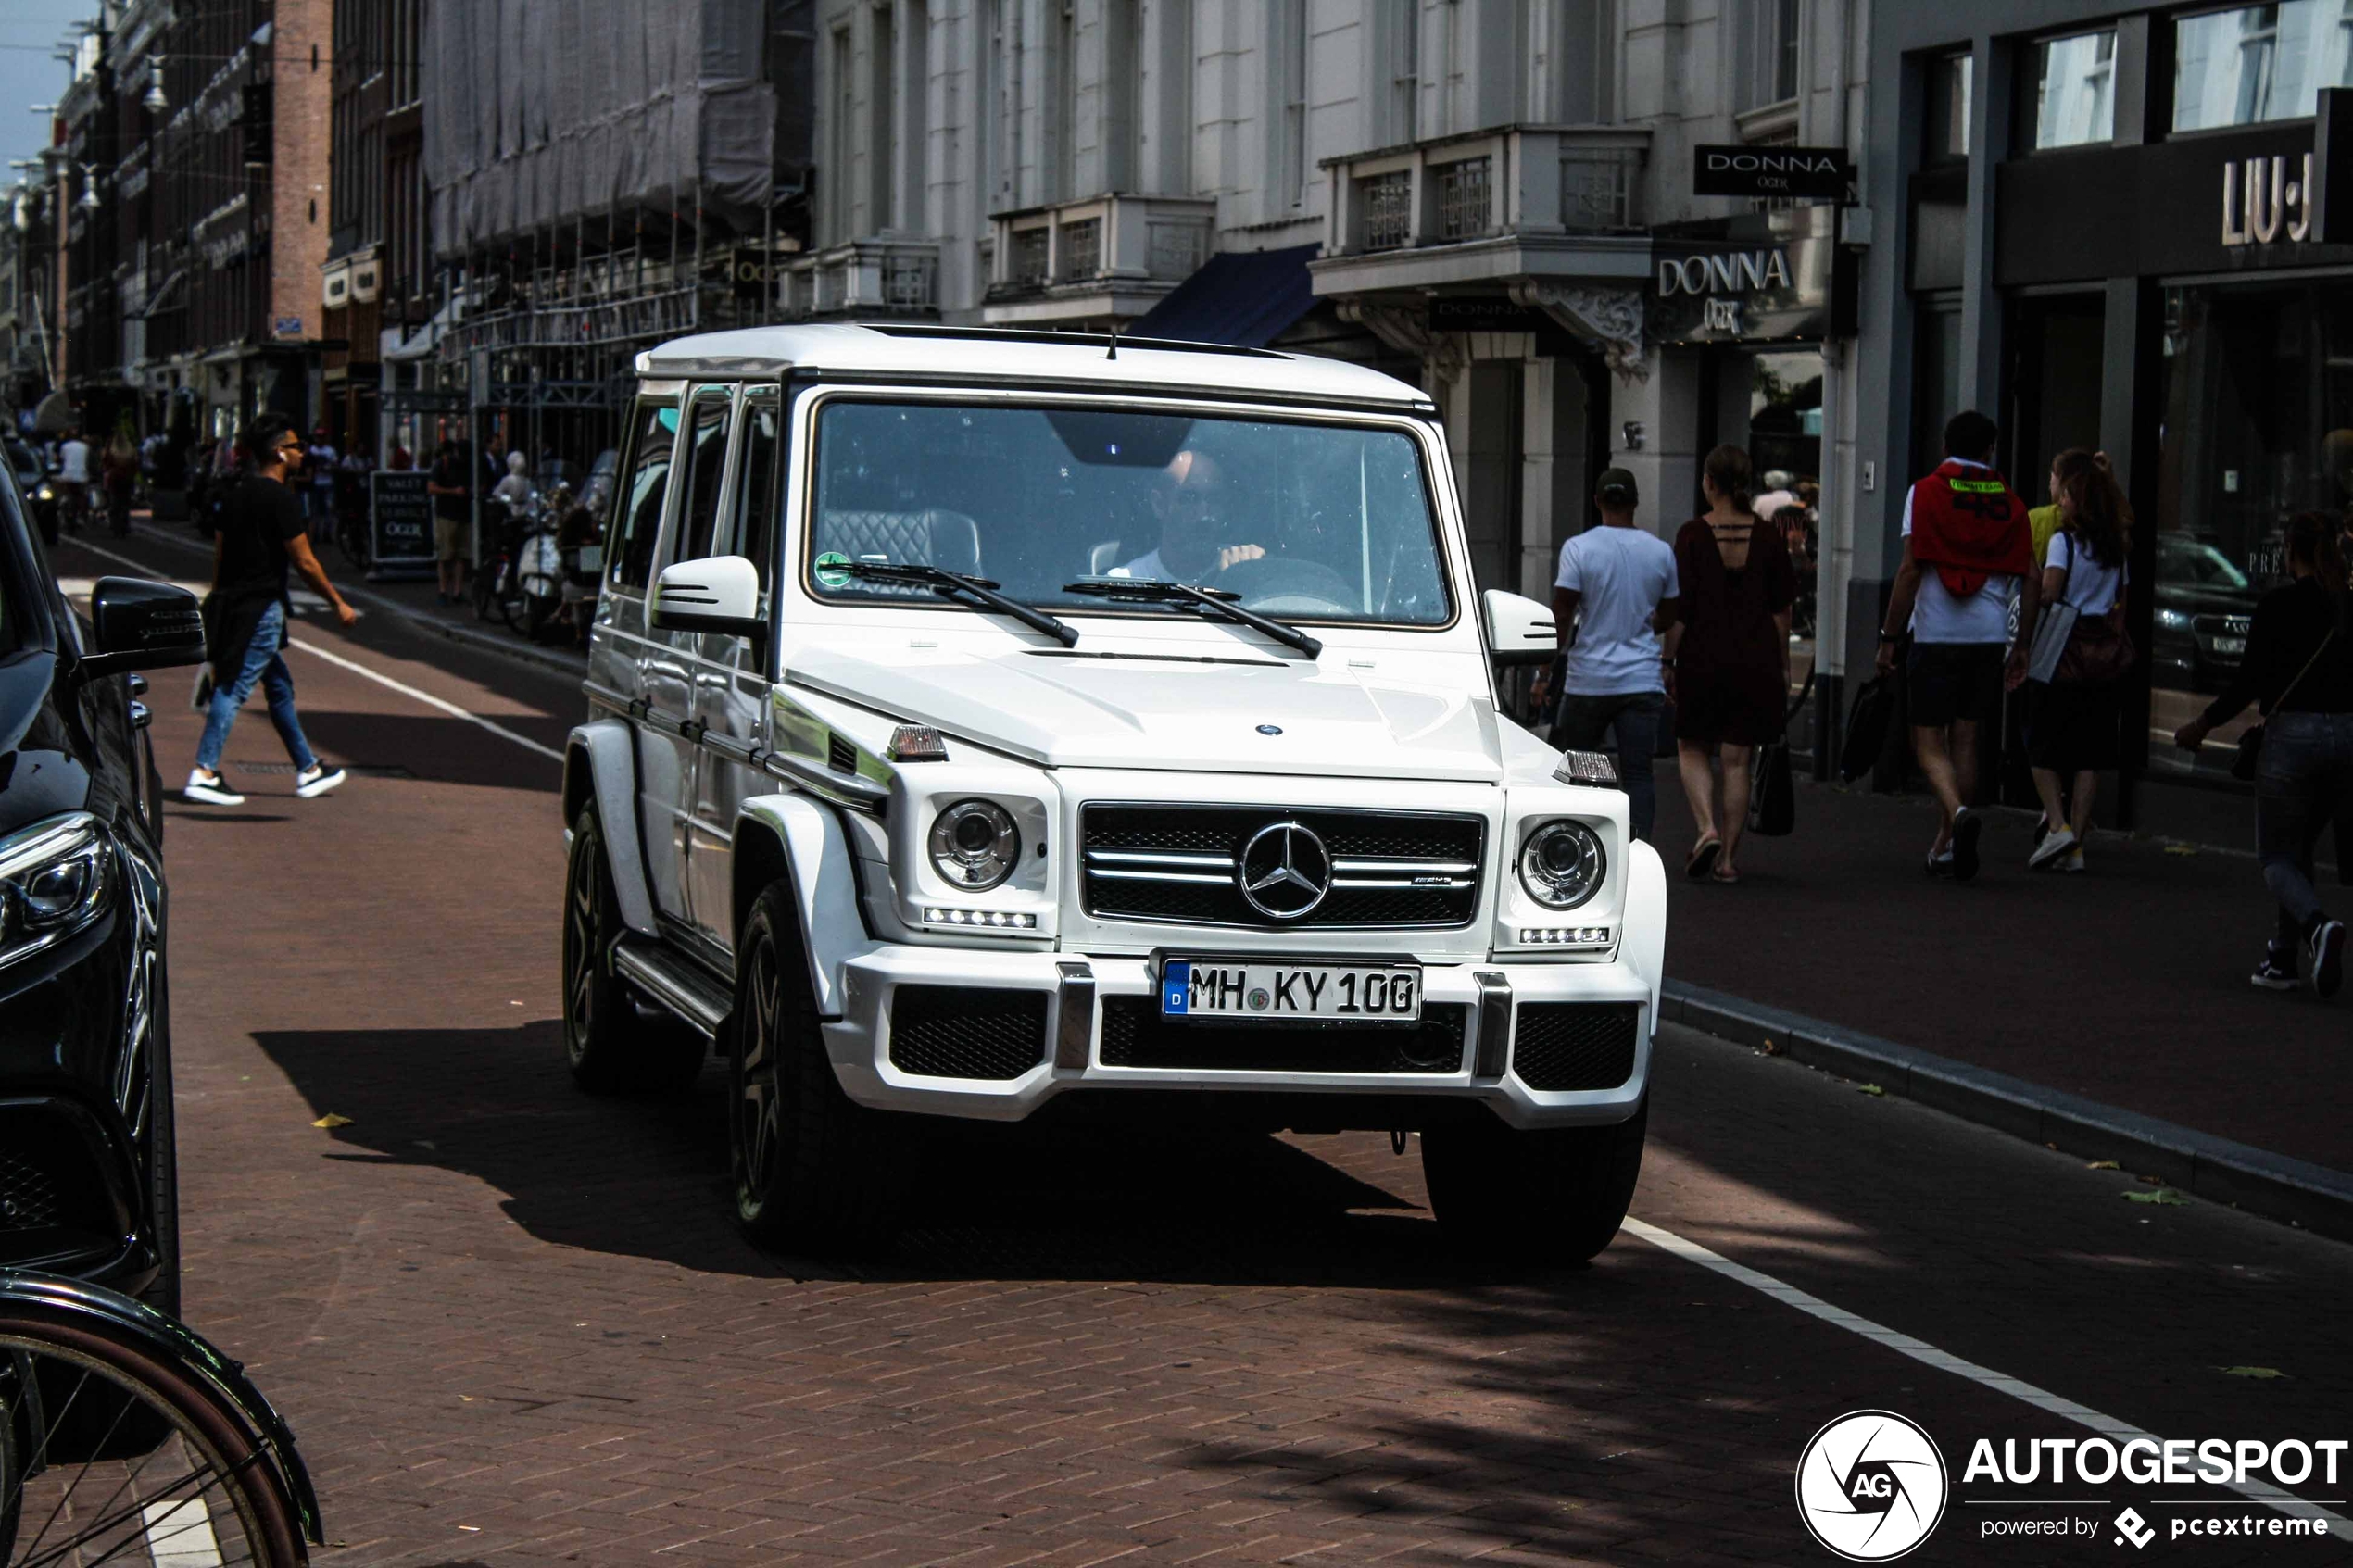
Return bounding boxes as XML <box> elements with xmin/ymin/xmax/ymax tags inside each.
<box><xmin>1668</xmin><ymin>445</ymin><xmax>1797</xmax><ymax>884</ymax></box>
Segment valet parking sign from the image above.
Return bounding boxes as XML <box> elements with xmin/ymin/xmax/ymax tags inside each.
<box><xmin>1793</xmin><ymin>1411</ymin><xmax>2347</xmax><ymax>1560</ymax></box>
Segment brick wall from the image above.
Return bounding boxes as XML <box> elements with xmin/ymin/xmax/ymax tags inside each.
<box><xmin>271</xmin><ymin>0</ymin><xmax>333</xmax><ymax>344</ymax></box>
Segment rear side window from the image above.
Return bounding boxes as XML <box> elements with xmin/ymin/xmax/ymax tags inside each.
<box><xmin>609</xmin><ymin>399</ymin><xmax>679</xmax><ymax>592</ymax></box>
<box><xmin>723</xmin><ymin>392</ymin><xmax>780</xmax><ymax>588</ymax></box>
<box><xmin>673</xmin><ymin>388</ymin><xmax>736</xmax><ymax>565</ymax></box>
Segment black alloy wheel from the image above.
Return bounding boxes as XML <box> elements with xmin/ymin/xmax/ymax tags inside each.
<box><xmin>729</xmin><ymin>884</ymin><xmax>902</xmax><ymax>1255</ymax></box>
<box><xmin>1421</xmin><ymin>1097</ymin><xmax>1649</xmax><ymax>1269</ymax></box>
<box><xmin>561</xmin><ymin>808</ymin><xmax>702</xmax><ymax>1095</ymax></box>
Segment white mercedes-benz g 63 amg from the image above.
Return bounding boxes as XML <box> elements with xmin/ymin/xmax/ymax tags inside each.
<box><xmin>560</xmin><ymin>324</ymin><xmax>1667</xmax><ymax>1263</ymax></box>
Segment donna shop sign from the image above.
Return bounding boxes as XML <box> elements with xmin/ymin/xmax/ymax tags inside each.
<box><xmin>1650</xmin><ymin>226</ymin><xmax>1839</xmax><ymax>344</ymax></box>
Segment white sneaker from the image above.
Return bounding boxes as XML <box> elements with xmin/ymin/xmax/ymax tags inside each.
<box><xmin>2028</xmin><ymin>826</ymin><xmax>2079</xmax><ymax>870</ymax></box>
<box><xmin>2058</xmin><ymin>847</ymin><xmax>2086</xmax><ymax>873</ymax></box>
<box><xmin>183</xmin><ymin>769</ymin><xmax>245</xmax><ymax>806</ymax></box>
<box><xmin>294</xmin><ymin>763</ymin><xmax>347</xmax><ymax>799</ymax></box>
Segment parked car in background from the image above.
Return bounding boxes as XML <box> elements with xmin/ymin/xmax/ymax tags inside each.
<box><xmin>2153</xmin><ymin>533</ymin><xmax>2262</xmax><ymax>693</ymax></box>
<box><xmin>559</xmin><ymin>324</ymin><xmax>1668</xmax><ymax>1269</ymax></box>
<box><xmin>0</xmin><ymin>463</ymin><xmax>209</xmax><ymax>1312</ymax></box>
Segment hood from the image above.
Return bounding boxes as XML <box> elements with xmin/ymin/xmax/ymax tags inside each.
<box><xmin>788</xmin><ymin>644</ymin><xmax>1504</xmax><ymax>782</ymax></box>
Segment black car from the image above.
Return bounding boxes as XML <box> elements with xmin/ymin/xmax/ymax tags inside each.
<box><xmin>0</xmin><ymin>438</ymin><xmax>208</xmax><ymax>1313</ymax></box>
<box><xmin>2152</xmin><ymin>534</ymin><xmax>2261</xmax><ymax>694</ymax></box>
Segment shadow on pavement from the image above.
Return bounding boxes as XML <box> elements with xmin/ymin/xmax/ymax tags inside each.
<box><xmin>286</xmin><ymin>710</ymin><xmax>565</xmax><ymax>792</ymax></box>
<box><xmin>243</xmin><ymin>1021</ymin><xmax>1575</xmax><ymax>1290</ymax></box>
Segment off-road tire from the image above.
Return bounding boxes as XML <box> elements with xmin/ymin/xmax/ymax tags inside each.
<box><xmin>730</xmin><ymin>884</ymin><xmax>903</xmax><ymax>1255</ymax></box>
<box><xmin>1421</xmin><ymin>1097</ymin><xmax>1648</xmax><ymax>1268</ymax></box>
<box><xmin>562</xmin><ymin>808</ymin><xmax>704</xmax><ymax>1094</ymax></box>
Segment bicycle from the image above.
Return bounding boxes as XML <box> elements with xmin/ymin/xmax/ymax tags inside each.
<box><xmin>0</xmin><ymin>1269</ymin><xmax>322</xmax><ymax>1566</ymax></box>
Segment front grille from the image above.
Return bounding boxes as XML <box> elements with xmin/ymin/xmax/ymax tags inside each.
<box><xmin>0</xmin><ymin>1149</ymin><xmax>62</xmax><ymax>1231</ymax></box>
<box><xmin>1081</xmin><ymin>805</ymin><xmax>1484</xmax><ymax>928</ymax></box>
<box><xmin>887</xmin><ymin>985</ymin><xmax>1049</xmax><ymax>1080</ymax></box>
<box><xmin>1511</xmin><ymin>1003</ymin><xmax>1640</xmax><ymax>1091</ymax></box>
<box><xmin>1099</xmin><ymin>997</ymin><xmax>1470</xmax><ymax>1073</ymax></box>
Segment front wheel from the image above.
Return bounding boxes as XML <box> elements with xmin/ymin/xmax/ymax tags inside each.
<box><xmin>1421</xmin><ymin>1098</ymin><xmax>1648</xmax><ymax>1268</ymax></box>
<box><xmin>730</xmin><ymin>884</ymin><xmax>903</xmax><ymax>1255</ymax></box>
<box><xmin>561</xmin><ymin>809</ymin><xmax>704</xmax><ymax>1095</ymax></box>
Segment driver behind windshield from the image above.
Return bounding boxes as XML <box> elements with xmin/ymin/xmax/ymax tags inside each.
<box><xmin>1114</xmin><ymin>449</ymin><xmax>1265</xmax><ymax>585</ymax></box>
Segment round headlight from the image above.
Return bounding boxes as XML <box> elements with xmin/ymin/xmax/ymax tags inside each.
<box><xmin>1518</xmin><ymin>820</ymin><xmax>1605</xmax><ymax>910</ymax></box>
<box><xmin>928</xmin><ymin>798</ymin><xmax>1020</xmax><ymax>892</ymax></box>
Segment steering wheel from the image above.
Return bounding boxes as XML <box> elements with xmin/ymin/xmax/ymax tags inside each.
<box><xmin>1214</xmin><ymin>555</ymin><xmax>1360</xmax><ymax>618</ymax></box>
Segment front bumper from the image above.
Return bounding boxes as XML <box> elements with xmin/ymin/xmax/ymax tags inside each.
<box><xmin>824</xmin><ymin>944</ymin><xmax>1653</xmax><ymax>1130</ymax></box>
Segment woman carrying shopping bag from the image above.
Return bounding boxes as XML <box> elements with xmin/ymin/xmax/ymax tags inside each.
<box><xmin>2015</xmin><ymin>458</ymin><xmax>2133</xmax><ymax>872</ymax></box>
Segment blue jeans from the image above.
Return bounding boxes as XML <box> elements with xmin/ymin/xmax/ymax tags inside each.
<box><xmin>1551</xmin><ymin>690</ymin><xmax>1665</xmax><ymax>843</ymax></box>
<box><xmin>195</xmin><ymin>600</ymin><xmax>318</xmax><ymax>773</ymax></box>
<box><xmin>2256</xmin><ymin>711</ymin><xmax>2353</xmax><ymax>953</ymax></box>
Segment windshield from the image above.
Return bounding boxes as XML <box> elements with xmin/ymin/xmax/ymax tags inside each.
<box><xmin>2158</xmin><ymin>536</ymin><xmax>2252</xmax><ymax>590</ymax></box>
<box><xmin>804</xmin><ymin>401</ymin><xmax>1453</xmax><ymax>627</ymax></box>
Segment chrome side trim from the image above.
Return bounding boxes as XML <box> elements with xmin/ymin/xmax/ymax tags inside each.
<box><xmin>612</xmin><ymin>941</ymin><xmax>733</xmax><ymax>1040</ymax></box>
<box><xmin>1054</xmin><ymin>960</ymin><xmax>1096</xmax><ymax>1072</ymax></box>
<box><xmin>762</xmin><ymin>747</ymin><xmax>889</xmax><ymax>811</ymax></box>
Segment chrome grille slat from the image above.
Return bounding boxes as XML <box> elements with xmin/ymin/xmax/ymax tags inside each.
<box><xmin>1080</xmin><ymin>803</ymin><xmax>1485</xmax><ymax>928</ymax></box>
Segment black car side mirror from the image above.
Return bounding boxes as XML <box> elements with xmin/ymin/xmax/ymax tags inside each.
<box><xmin>80</xmin><ymin>576</ymin><xmax>208</xmax><ymax>678</ymax></box>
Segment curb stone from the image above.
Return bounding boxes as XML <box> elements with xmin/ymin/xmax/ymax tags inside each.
<box><xmin>1662</xmin><ymin>979</ymin><xmax>2353</xmax><ymax>1244</ymax></box>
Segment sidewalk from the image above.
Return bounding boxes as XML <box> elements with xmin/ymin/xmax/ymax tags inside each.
<box><xmin>1652</xmin><ymin>773</ymin><xmax>2350</xmax><ymax>1181</ymax></box>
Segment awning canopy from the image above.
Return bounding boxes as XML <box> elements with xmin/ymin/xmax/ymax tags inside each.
<box><xmin>1131</xmin><ymin>244</ymin><xmax>1319</xmax><ymax>348</ymax></box>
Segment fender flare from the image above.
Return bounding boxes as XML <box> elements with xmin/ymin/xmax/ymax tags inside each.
<box><xmin>565</xmin><ymin>720</ymin><xmax>657</xmax><ymax>935</ymax></box>
<box><xmin>736</xmin><ymin>792</ymin><xmax>877</xmax><ymax>1020</ymax></box>
<box><xmin>1622</xmin><ymin>837</ymin><xmax>1667</xmax><ymax>1035</ymax></box>
<box><xmin>0</xmin><ymin>1268</ymin><xmax>325</xmax><ymax>1547</ymax></box>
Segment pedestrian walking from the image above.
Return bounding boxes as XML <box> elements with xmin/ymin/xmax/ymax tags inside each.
<box><xmin>56</xmin><ymin>426</ymin><xmax>92</xmax><ymax>531</ymax></box>
<box><xmin>2017</xmin><ymin>457</ymin><xmax>2133</xmax><ymax>873</ymax></box>
<box><xmin>2172</xmin><ymin>512</ymin><xmax>2352</xmax><ymax>998</ymax></box>
<box><xmin>183</xmin><ymin>416</ymin><xmax>356</xmax><ymax>808</ymax></box>
<box><xmin>1548</xmin><ymin>467</ymin><xmax>1681</xmax><ymax>843</ymax></box>
<box><xmin>1874</xmin><ymin>411</ymin><xmax>2040</xmax><ymax>882</ymax></box>
<box><xmin>426</xmin><ymin>440</ymin><xmax>472</xmax><ymax>604</ymax></box>
<box><xmin>99</xmin><ymin>428</ymin><xmax>138</xmax><ymax>536</ymax></box>
<box><xmin>1670</xmin><ymin>445</ymin><xmax>1797</xmax><ymax>884</ymax></box>
<box><xmin>305</xmin><ymin>426</ymin><xmax>339</xmax><ymax>533</ymax></box>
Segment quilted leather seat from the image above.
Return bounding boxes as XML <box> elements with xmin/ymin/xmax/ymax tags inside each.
<box><xmin>815</xmin><ymin>509</ymin><xmax>983</xmax><ymax>578</ymax></box>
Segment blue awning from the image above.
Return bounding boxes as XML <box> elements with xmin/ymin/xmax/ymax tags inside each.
<box><xmin>1131</xmin><ymin>244</ymin><xmax>1319</xmax><ymax>348</ymax></box>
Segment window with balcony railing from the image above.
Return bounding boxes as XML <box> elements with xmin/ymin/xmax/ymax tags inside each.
<box><xmin>1435</xmin><ymin>156</ymin><xmax>1491</xmax><ymax>241</ymax></box>
<box><xmin>1057</xmin><ymin>218</ymin><xmax>1100</xmax><ymax>281</ymax></box>
<box><xmin>1146</xmin><ymin>220</ymin><xmax>1207</xmax><ymax>279</ymax></box>
<box><xmin>1359</xmin><ymin>170</ymin><xmax>1411</xmax><ymax>250</ymax></box>
<box><xmin>1011</xmin><ymin>227</ymin><xmax>1050</xmax><ymax>286</ymax></box>
<box><xmin>1561</xmin><ymin>148</ymin><xmax>1640</xmax><ymax>232</ymax></box>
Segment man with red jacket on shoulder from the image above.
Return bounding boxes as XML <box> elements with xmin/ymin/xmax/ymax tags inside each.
<box><xmin>1874</xmin><ymin>410</ymin><xmax>2041</xmax><ymax>883</ymax></box>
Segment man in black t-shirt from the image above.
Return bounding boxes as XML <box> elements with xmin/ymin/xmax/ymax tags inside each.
<box><xmin>185</xmin><ymin>414</ymin><xmax>359</xmax><ymax>807</ymax></box>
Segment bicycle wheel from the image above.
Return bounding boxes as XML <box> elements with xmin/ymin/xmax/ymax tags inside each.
<box><xmin>0</xmin><ymin>1318</ymin><xmax>308</xmax><ymax>1566</ymax></box>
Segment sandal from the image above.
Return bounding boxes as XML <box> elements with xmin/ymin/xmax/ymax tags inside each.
<box><xmin>1710</xmin><ymin>864</ymin><xmax>1742</xmax><ymax>884</ymax></box>
<box><xmin>1685</xmin><ymin>836</ymin><xmax>1721</xmax><ymax>881</ymax></box>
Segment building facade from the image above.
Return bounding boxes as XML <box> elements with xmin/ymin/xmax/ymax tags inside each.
<box><xmin>803</xmin><ymin>0</ymin><xmax>1871</xmax><ymax>738</ymax></box>
<box><xmin>1856</xmin><ymin>0</ymin><xmax>2353</xmax><ymax>833</ymax></box>
<box><xmin>323</xmin><ymin>0</ymin><xmax>426</xmax><ymax>462</ymax></box>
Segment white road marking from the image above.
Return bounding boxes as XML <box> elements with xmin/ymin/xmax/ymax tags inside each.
<box><xmin>141</xmin><ymin>1495</ymin><xmax>225</xmax><ymax>1567</ymax></box>
<box><xmin>59</xmin><ymin>534</ymin><xmax>566</xmax><ymax>766</ymax></box>
<box><xmin>1621</xmin><ymin>1216</ymin><xmax>2349</xmax><ymax>1529</ymax></box>
<box><xmin>284</xmin><ymin>635</ymin><xmax>566</xmax><ymax>763</ymax></box>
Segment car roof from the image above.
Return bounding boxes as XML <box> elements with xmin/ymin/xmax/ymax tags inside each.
<box><xmin>635</xmin><ymin>322</ymin><xmax>1435</xmax><ymax>413</ymax></box>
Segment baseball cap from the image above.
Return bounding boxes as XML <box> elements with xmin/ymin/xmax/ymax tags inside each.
<box><xmin>1594</xmin><ymin>467</ymin><xmax>1639</xmax><ymax>506</ymax></box>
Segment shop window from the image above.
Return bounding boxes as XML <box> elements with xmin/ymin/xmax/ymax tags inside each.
<box><xmin>1925</xmin><ymin>50</ymin><xmax>1972</xmax><ymax>164</ymax></box>
<box><xmin>2029</xmin><ymin>30</ymin><xmax>2117</xmax><ymax>148</ymax></box>
<box><xmin>2152</xmin><ymin>281</ymin><xmax>2353</xmax><ymax>779</ymax></box>
<box><xmin>2173</xmin><ymin>2</ymin><xmax>2353</xmax><ymax>132</ymax></box>
<box><xmin>1911</xmin><ymin>300</ymin><xmax>1964</xmax><ymax>483</ymax></box>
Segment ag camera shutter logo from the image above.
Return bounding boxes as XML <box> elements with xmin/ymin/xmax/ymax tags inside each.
<box><xmin>1795</xmin><ymin>1411</ymin><xmax>1949</xmax><ymax>1561</ymax></box>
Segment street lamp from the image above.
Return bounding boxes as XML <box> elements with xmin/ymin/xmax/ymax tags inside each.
<box><xmin>77</xmin><ymin>166</ymin><xmax>99</xmax><ymax>213</ymax></box>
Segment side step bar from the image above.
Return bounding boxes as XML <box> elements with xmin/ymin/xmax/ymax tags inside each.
<box><xmin>611</xmin><ymin>940</ymin><xmax>734</xmax><ymax>1040</ymax></box>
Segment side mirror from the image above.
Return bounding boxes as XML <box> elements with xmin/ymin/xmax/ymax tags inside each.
<box><xmin>650</xmin><ymin>555</ymin><xmax>765</xmax><ymax>641</ymax></box>
<box><xmin>1483</xmin><ymin>588</ymin><xmax>1555</xmax><ymax>668</ymax></box>
<box><xmin>81</xmin><ymin>576</ymin><xmax>208</xmax><ymax>678</ymax></box>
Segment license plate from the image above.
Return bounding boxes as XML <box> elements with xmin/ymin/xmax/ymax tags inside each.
<box><xmin>2210</xmin><ymin>636</ymin><xmax>2246</xmax><ymax>656</ymax></box>
<box><xmin>1160</xmin><ymin>959</ymin><xmax>1423</xmax><ymax>1022</ymax></box>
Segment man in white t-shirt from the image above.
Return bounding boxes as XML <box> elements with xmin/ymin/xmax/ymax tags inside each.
<box><xmin>1875</xmin><ymin>409</ymin><xmax>2039</xmax><ymax>882</ymax></box>
<box><xmin>1115</xmin><ymin>448</ymin><xmax>1265</xmax><ymax>584</ymax></box>
<box><xmin>1548</xmin><ymin>467</ymin><xmax>1681</xmax><ymax>842</ymax></box>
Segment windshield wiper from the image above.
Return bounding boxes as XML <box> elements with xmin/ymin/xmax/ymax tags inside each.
<box><xmin>846</xmin><ymin>560</ymin><xmax>1079</xmax><ymax>647</ymax></box>
<box><xmin>1062</xmin><ymin>578</ymin><xmax>1322</xmax><ymax>659</ymax></box>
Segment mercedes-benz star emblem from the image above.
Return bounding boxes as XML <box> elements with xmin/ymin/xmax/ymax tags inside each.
<box><xmin>1237</xmin><ymin>822</ymin><xmax>1331</xmax><ymax>921</ymax></box>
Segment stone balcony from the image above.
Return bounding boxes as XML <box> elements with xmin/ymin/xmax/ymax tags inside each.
<box><xmin>782</xmin><ymin>237</ymin><xmax>941</xmax><ymax>320</ymax></box>
<box><xmin>982</xmin><ymin>194</ymin><xmax>1218</xmax><ymax>326</ymax></box>
<box><xmin>1310</xmin><ymin>125</ymin><xmax>1655</xmax><ymax>374</ymax></box>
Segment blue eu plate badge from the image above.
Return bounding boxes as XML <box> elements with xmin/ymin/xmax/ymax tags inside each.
<box><xmin>1162</xmin><ymin>960</ymin><xmax>1192</xmax><ymax>1016</ymax></box>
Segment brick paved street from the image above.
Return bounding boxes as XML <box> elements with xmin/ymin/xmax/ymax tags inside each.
<box><xmin>46</xmin><ymin>529</ymin><xmax>2353</xmax><ymax>1567</ymax></box>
